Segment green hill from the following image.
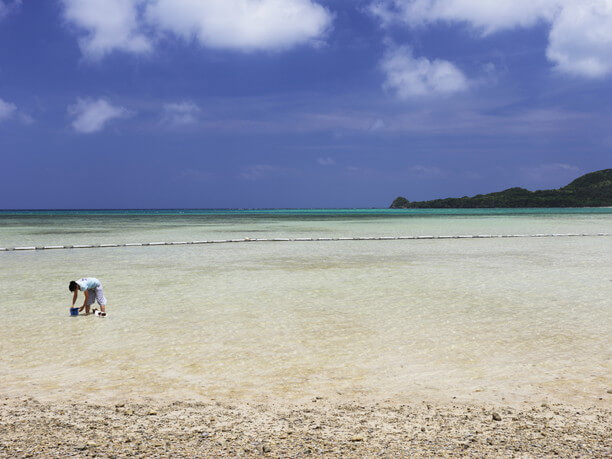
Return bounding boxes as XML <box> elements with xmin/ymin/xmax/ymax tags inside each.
<box><xmin>390</xmin><ymin>169</ymin><xmax>612</xmax><ymax>208</ymax></box>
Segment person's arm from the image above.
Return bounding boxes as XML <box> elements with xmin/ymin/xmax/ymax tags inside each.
<box><xmin>79</xmin><ymin>290</ymin><xmax>88</xmax><ymax>312</ymax></box>
<box><xmin>72</xmin><ymin>290</ymin><xmax>78</xmax><ymax>306</ymax></box>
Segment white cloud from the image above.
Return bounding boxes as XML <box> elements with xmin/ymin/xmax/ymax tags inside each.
<box><xmin>381</xmin><ymin>46</ymin><xmax>469</xmax><ymax>98</ymax></box>
<box><xmin>162</xmin><ymin>101</ymin><xmax>201</xmax><ymax>126</ymax></box>
<box><xmin>370</xmin><ymin>118</ymin><xmax>386</xmax><ymax>131</ymax></box>
<box><xmin>0</xmin><ymin>98</ymin><xmax>16</xmax><ymax>121</ymax></box>
<box><xmin>61</xmin><ymin>0</ymin><xmax>332</xmax><ymax>58</ymax></box>
<box><xmin>317</xmin><ymin>157</ymin><xmax>335</xmax><ymax>166</ymax></box>
<box><xmin>371</xmin><ymin>0</ymin><xmax>612</xmax><ymax>78</ymax></box>
<box><xmin>61</xmin><ymin>0</ymin><xmax>152</xmax><ymax>60</ymax></box>
<box><xmin>0</xmin><ymin>97</ymin><xmax>33</xmax><ymax>125</ymax></box>
<box><xmin>68</xmin><ymin>98</ymin><xmax>131</xmax><ymax>133</ymax></box>
<box><xmin>0</xmin><ymin>0</ymin><xmax>21</xmax><ymax>20</ymax></box>
<box><xmin>17</xmin><ymin>112</ymin><xmax>34</xmax><ymax>125</ymax></box>
<box><xmin>145</xmin><ymin>0</ymin><xmax>332</xmax><ymax>52</ymax></box>
<box><xmin>371</xmin><ymin>0</ymin><xmax>559</xmax><ymax>33</ymax></box>
<box><xmin>547</xmin><ymin>1</ymin><xmax>612</xmax><ymax>78</ymax></box>
<box><xmin>408</xmin><ymin>165</ymin><xmax>445</xmax><ymax>177</ymax></box>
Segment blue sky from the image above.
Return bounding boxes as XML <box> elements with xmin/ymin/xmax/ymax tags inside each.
<box><xmin>0</xmin><ymin>0</ymin><xmax>610</xmax><ymax>209</ymax></box>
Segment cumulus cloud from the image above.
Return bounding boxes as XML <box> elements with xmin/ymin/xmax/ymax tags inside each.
<box><xmin>371</xmin><ymin>0</ymin><xmax>612</xmax><ymax>79</ymax></box>
<box><xmin>381</xmin><ymin>46</ymin><xmax>469</xmax><ymax>98</ymax></box>
<box><xmin>547</xmin><ymin>1</ymin><xmax>612</xmax><ymax>78</ymax></box>
<box><xmin>68</xmin><ymin>98</ymin><xmax>131</xmax><ymax>133</ymax></box>
<box><xmin>61</xmin><ymin>0</ymin><xmax>332</xmax><ymax>58</ymax></box>
<box><xmin>61</xmin><ymin>0</ymin><xmax>152</xmax><ymax>60</ymax></box>
<box><xmin>0</xmin><ymin>98</ymin><xmax>17</xmax><ymax>121</ymax></box>
<box><xmin>162</xmin><ymin>101</ymin><xmax>201</xmax><ymax>126</ymax></box>
<box><xmin>146</xmin><ymin>0</ymin><xmax>332</xmax><ymax>52</ymax></box>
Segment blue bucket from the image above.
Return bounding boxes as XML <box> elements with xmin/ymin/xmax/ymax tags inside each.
<box><xmin>69</xmin><ymin>307</ymin><xmax>79</xmax><ymax>316</ymax></box>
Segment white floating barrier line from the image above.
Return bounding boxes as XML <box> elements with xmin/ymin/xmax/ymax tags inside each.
<box><xmin>1</xmin><ymin>233</ymin><xmax>608</xmax><ymax>252</ymax></box>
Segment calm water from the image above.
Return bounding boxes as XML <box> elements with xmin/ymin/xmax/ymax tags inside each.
<box><xmin>1</xmin><ymin>209</ymin><xmax>611</xmax><ymax>406</ymax></box>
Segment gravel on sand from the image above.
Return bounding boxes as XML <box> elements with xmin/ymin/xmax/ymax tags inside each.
<box><xmin>1</xmin><ymin>396</ymin><xmax>610</xmax><ymax>457</ymax></box>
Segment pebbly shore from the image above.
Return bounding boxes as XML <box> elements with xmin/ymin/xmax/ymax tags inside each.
<box><xmin>1</xmin><ymin>396</ymin><xmax>610</xmax><ymax>457</ymax></box>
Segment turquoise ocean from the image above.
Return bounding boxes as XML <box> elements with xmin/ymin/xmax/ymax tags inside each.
<box><xmin>1</xmin><ymin>209</ymin><xmax>610</xmax><ymax>406</ymax></box>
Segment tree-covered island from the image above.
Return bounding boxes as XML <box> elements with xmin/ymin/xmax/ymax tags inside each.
<box><xmin>390</xmin><ymin>169</ymin><xmax>612</xmax><ymax>208</ymax></box>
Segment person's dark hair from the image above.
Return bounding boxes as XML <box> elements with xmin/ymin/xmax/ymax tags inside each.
<box><xmin>69</xmin><ymin>281</ymin><xmax>78</xmax><ymax>292</ymax></box>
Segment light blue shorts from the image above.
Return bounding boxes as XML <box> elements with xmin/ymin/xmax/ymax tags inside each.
<box><xmin>85</xmin><ymin>286</ymin><xmax>107</xmax><ymax>306</ymax></box>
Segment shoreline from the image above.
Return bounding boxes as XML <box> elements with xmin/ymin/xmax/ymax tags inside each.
<box><xmin>1</xmin><ymin>395</ymin><xmax>610</xmax><ymax>457</ymax></box>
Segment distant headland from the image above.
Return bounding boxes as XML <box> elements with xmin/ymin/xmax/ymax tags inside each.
<box><xmin>390</xmin><ymin>169</ymin><xmax>612</xmax><ymax>208</ymax></box>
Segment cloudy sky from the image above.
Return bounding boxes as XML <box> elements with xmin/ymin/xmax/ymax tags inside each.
<box><xmin>0</xmin><ymin>0</ymin><xmax>610</xmax><ymax>208</ymax></box>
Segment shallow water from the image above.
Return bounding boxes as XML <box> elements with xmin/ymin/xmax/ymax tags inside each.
<box><xmin>0</xmin><ymin>210</ymin><xmax>610</xmax><ymax>405</ymax></box>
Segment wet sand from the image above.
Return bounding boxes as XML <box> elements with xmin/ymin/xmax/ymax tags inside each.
<box><xmin>1</xmin><ymin>396</ymin><xmax>610</xmax><ymax>457</ymax></box>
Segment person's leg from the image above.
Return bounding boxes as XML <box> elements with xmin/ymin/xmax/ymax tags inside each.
<box><xmin>86</xmin><ymin>289</ymin><xmax>95</xmax><ymax>314</ymax></box>
<box><xmin>95</xmin><ymin>286</ymin><xmax>107</xmax><ymax>314</ymax></box>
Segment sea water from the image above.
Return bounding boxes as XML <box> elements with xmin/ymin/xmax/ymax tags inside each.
<box><xmin>0</xmin><ymin>209</ymin><xmax>610</xmax><ymax>405</ymax></box>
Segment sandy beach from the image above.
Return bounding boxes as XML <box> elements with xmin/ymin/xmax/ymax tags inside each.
<box><xmin>2</xmin><ymin>211</ymin><xmax>611</xmax><ymax>456</ymax></box>
<box><xmin>1</xmin><ymin>395</ymin><xmax>610</xmax><ymax>457</ymax></box>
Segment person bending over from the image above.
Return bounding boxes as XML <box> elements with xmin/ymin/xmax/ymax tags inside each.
<box><xmin>69</xmin><ymin>277</ymin><xmax>107</xmax><ymax>316</ymax></box>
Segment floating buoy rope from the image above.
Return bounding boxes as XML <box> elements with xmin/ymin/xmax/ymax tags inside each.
<box><xmin>0</xmin><ymin>233</ymin><xmax>608</xmax><ymax>251</ymax></box>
